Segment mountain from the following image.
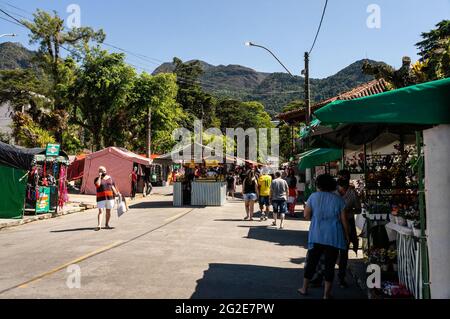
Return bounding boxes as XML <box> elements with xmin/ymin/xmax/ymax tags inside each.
<box><xmin>1</xmin><ymin>42</ymin><xmax>385</xmax><ymax>115</ymax></box>
<box><xmin>154</xmin><ymin>59</ymin><xmax>386</xmax><ymax>115</ymax></box>
<box><xmin>0</xmin><ymin>42</ymin><xmax>36</xmax><ymax>70</ymax></box>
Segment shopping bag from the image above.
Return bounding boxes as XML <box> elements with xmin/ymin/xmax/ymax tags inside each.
<box><xmin>116</xmin><ymin>195</ymin><xmax>128</xmax><ymax>218</ymax></box>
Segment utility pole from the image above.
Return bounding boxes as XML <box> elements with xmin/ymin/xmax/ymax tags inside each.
<box><xmin>304</xmin><ymin>52</ymin><xmax>310</xmax><ymax>126</ymax></box>
<box><xmin>146</xmin><ymin>106</ymin><xmax>151</xmax><ymax>158</ymax></box>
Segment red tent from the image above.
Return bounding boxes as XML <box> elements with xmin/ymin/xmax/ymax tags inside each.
<box><xmin>80</xmin><ymin>147</ymin><xmax>152</xmax><ymax>197</ymax></box>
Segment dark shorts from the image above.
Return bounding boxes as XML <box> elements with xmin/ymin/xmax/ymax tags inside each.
<box><xmin>272</xmin><ymin>199</ymin><xmax>287</xmax><ymax>214</ymax></box>
<box><xmin>259</xmin><ymin>196</ymin><xmax>270</xmax><ymax>207</ymax></box>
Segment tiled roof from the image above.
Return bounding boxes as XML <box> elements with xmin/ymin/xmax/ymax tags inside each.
<box><xmin>277</xmin><ymin>78</ymin><xmax>389</xmax><ymax>123</ymax></box>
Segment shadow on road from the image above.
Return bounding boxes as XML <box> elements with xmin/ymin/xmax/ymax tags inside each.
<box><xmin>191</xmin><ymin>263</ymin><xmax>303</xmax><ymax>299</ymax></box>
<box><xmin>129</xmin><ymin>201</ymin><xmax>174</xmax><ymax>209</ymax></box>
<box><xmin>50</xmin><ymin>227</ymin><xmax>98</xmax><ymax>233</ymax></box>
<box><xmin>290</xmin><ymin>257</ymin><xmax>307</xmax><ymax>265</ymax></box>
<box><xmin>238</xmin><ymin>225</ymin><xmax>309</xmax><ymax>247</ymax></box>
<box><xmin>191</xmin><ymin>262</ymin><xmax>366</xmax><ymax>299</ymax></box>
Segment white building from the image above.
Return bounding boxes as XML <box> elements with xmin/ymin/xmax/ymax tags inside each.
<box><xmin>0</xmin><ymin>101</ymin><xmax>13</xmax><ymax>143</ymax></box>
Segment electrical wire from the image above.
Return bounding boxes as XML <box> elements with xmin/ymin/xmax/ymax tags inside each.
<box><xmin>0</xmin><ymin>15</ymin><xmax>23</xmax><ymax>27</ymax></box>
<box><xmin>308</xmin><ymin>0</ymin><xmax>329</xmax><ymax>55</ymax></box>
<box><xmin>1</xmin><ymin>6</ymin><xmax>306</xmax><ymax>97</ymax></box>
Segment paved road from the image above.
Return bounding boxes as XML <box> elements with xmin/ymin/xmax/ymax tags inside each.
<box><xmin>0</xmin><ymin>194</ymin><xmax>365</xmax><ymax>299</ymax></box>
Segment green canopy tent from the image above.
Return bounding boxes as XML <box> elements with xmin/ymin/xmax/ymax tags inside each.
<box><xmin>315</xmin><ymin>77</ymin><xmax>450</xmax><ymax>125</ymax></box>
<box><xmin>0</xmin><ymin>165</ymin><xmax>27</xmax><ymax>219</ymax></box>
<box><xmin>313</xmin><ymin>78</ymin><xmax>450</xmax><ymax>300</ymax></box>
<box><xmin>297</xmin><ymin>148</ymin><xmax>342</xmax><ymax>170</ymax></box>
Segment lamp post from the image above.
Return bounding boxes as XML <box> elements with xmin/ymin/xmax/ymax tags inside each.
<box><xmin>245</xmin><ymin>42</ymin><xmax>293</xmax><ymax>76</ymax></box>
<box><xmin>245</xmin><ymin>41</ymin><xmax>311</xmax><ymax>126</ymax></box>
<box><xmin>245</xmin><ymin>41</ymin><xmax>312</xmax><ymax>158</ymax></box>
<box><xmin>0</xmin><ymin>33</ymin><xmax>17</xmax><ymax>38</ymax></box>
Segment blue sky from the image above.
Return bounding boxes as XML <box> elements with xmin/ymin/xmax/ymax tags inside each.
<box><xmin>1</xmin><ymin>0</ymin><xmax>449</xmax><ymax>78</ymax></box>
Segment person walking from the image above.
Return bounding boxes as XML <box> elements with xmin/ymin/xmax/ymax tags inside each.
<box><xmin>286</xmin><ymin>168</ymin><xmax>298</xmax><ymax>216</ymax></box>
<box><xmin>242</xmin><ymin>170</ymin><xmax>259</xmax><ymax>221</ymax></box>
<box><xmin>298</xmin><ymin>174</ymin><xmax>350</xmax><ymax>299</ymax></box>
<box><xmin>129</xmin><ymin>166</ymin><xmax>138</xmax><ymax>200</ymax></box>
<box><xmin>258</xmin><ymin>168</ymin><xmax>272</xmax><ymax>221</ymax></box>
<box><xmin>336</xmin><ymin>178</ymin><xmax>361</xmax><ymax>287</ymax></box>
<box><xmin>94</xmin><ymin>166</ymin><xmax>120</xmax><ymax>231</ymax></box>
<box><xmin>226</xmin><ymin>171</ymin><xmax>236</xmax><ymax>200</ymax></box>
<box><xmin>270</xmin><ymin>171</ymin><xmax>289</xmax><ymax>229</ymax></box>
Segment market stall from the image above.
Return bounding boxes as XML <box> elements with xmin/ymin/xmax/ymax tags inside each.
<box><xmin>156</xmin><ymin>142</ymin><xmax>265</xmax><ymax>207</ymax></box>
<box><xmin>313</xmin><ymin>77</ymin><xmax>450</xmax><ymax>299</ymax></box>
<box><xmin>0</xmin><ymin>142</ymin><xmax>70</xmax><ymax>218</ymax></box>
<box><xmin>80</xmin><ymin>147</ymin><xmax>152</xmax><ymax>197</ymax></box>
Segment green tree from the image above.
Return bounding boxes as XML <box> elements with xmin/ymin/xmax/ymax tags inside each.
<box><xmin>22</xmin><ymin>9</ymin><xmax>105</xmax><ymax>143</ymax></box>
<box><xmin>172</xmin><ymin>57</ymin><xmax>219</xmax><ymax>128</ymax></box>
<box><xmin>415</xmin><ymin>20</ymin><xmax>450</xmax><ymax>80</ymax></box>
<box><xmin>71</xmin><ymin>49</ymin><xmax>135</xmax><ymax>151</ymax></box>
<box><xmin>216</xmin><ymin>99</ymin><xmax>271</xmax><ymax>130</ymax></box>
<box><xmin>128</xmin><ymin>72</ymin><xmax>186</xmax><ymax>154</ymax></box>
<box><xmin>279</xmin><ymin>100</ymin><xmax>305</xmax><ymax>161</ymax></box>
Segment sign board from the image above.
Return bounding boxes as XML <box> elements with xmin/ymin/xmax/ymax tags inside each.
<box><xmin>46</xmin><ymin>144</ymin><xmax>60</xmax><ymax>157</ymax></box>
<box><xmin>36</xmin><ymin>186</ymin><xmax>51</xmax><ymax>214</ymax></box>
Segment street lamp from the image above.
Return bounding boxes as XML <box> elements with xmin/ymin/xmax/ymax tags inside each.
<box><xmin>245</xmin><ymin>41</ymin><xmax>310</xmax><ymax>124</ymax></box>
<box><xmin>245</xmin><ymin>41</ymin><xmax>312</xmax><ymax>157</ymax></box>
<box><xmin>0</xmin><ymin>33</ymin><xmax>17</xmax><ymax>38</ymax></box>
<box><xmin>245</xmin><ymin>41</ymin><xmax>293</xmax><ymax>76</ymax></box>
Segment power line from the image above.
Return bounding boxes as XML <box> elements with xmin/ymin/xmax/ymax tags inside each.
<box><xmin>0</xmin><ymin>1</ymin><xmax>33</xmax><ymax>15</ymax></box>
<box><xmin>308</xmin><ymin>0</ymin><xmax>329</xmax><ymax>55</ymax></box>
<box><xmin>0</xmin><ymin>8</ymin><xmax>27</xmax><ymax>26</ymax></box>
<box><xmin>0</xmin><ymin>5</ymin><xmax>31</xmax><ymax>21</ymax></box>
<box><xmin>1</xmin><ymin>5</ymin><xmax>304</xmax><ymax>98</ymax></box>
<box><xmin>0</xmin><ymin>15</ymin><xmax>24</xmax><ymax>27</ymax></box>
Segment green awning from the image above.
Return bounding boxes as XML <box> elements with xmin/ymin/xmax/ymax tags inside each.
<box><xmin>298</xmin><ymin>148</ymin><xmax>342</xmax><ymax>170</ymax></box>
<box><xmin>315</xmin><ymin>78</ymin><xmax>450</xmax><ymax>125</ymax></box>
<box><xmin>299</xmin><ymin>118</ymin><xmax>321</xmax><ymax>139</ymax></box>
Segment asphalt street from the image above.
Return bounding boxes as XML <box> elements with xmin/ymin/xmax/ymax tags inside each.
<box><xmin>0</xmin><ymin>193</ymin><xmax>365</xmax><ymax>299</ymax></box>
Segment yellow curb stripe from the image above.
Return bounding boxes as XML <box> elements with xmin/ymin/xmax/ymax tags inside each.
<box><xmin>1</xmin><ymin>207</ymin><xmax>195</xmax><ymax>295</ymax></box>
<box><xmin>164</xmin><ymin>210</ymin><xmax>193</xmax><ymax>223</ymax></box>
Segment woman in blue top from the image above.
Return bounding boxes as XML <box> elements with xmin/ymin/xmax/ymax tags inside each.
<box><xmin>298</xmin><ymin>174</ymin><xmax>350</xmax><ymax>299</ymax></box>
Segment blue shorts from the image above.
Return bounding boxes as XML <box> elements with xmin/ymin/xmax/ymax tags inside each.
<box><xmin>259</xmin><ymin>196</ymin><xmax>270</xmax><ymax>207</ymax></box>
<box><xmin>243</xmin><ymin>193</ymin><xmax>257</xmax><ymax>201</ymax></box>
<box><xmin>272</xmin><ymin>199</ymin><xmax>287</xmax><ymax>214</ymax></box>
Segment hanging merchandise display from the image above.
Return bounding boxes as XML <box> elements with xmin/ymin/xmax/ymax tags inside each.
<box><xmin>346</xmin><ymin>142</ymin><xmax>422</xmax><ymax>299</ymax></box>
<box><xmin>0</xmin><ymin>142</ymin><xmax>70</xmax><ymax>218</ymax></box>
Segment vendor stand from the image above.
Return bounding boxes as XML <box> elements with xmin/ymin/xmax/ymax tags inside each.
<box><xmin>312</xmin><ymin>77</ymin><xmax>450</xmax><ymax>299</ymax></box>
<box><xmin>0</xmin><ymin>142</ymin><xmax>70</xmax><ymax>218</ymax></box>
<box><xmin>173</xmin><ymin>159</ymin><xmax>227</xmax><ymax>207</ymax></box>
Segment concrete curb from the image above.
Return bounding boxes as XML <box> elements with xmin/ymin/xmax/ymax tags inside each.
<box><xmin>0</xmin><ymin>206</ymin><xmax>88</xmax><ymax>231</ymax></box>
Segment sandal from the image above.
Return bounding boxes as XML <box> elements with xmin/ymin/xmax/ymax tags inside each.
<box><xmin>94</xmin><ymin>227</ymin><xmax>101</xmax><ymax>231</ymax></box>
